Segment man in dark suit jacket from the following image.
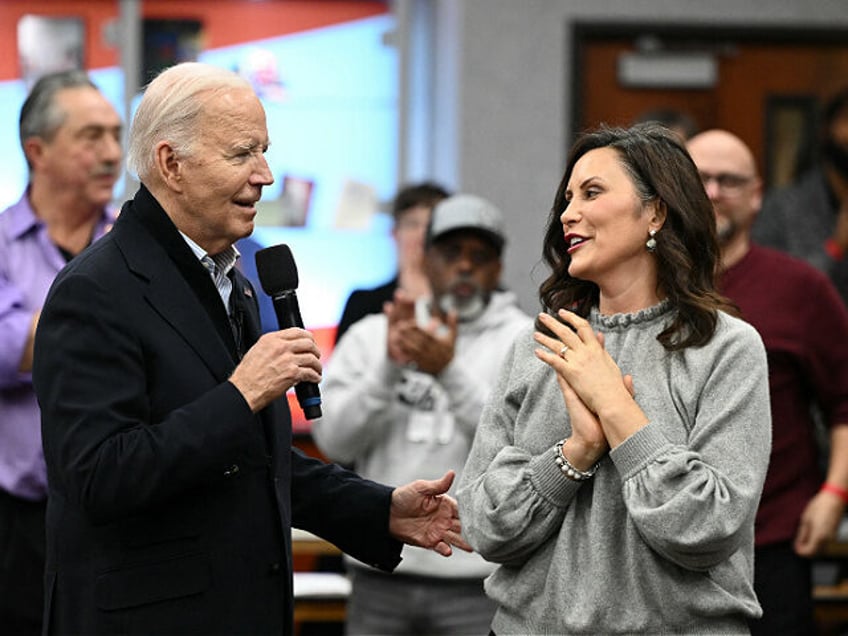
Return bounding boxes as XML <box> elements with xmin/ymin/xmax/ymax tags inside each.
<box><xmin>32</xmin><ymin>62</ymin><xmax>467</xmax><ymax>636</ymax></box>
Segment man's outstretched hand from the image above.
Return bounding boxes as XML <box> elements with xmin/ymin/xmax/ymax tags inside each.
<box><xmin>389</xmin><ymin>470</ymin><xmax>472</xmax><ymax>557</ymax></box>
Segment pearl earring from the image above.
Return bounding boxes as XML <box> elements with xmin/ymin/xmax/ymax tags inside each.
<box><xmin>646</xmin><ymin>230</ymin><xmax>657</xmax><ymax>252</ymax></box>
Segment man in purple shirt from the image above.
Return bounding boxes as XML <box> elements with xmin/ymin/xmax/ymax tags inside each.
<box><xmin>0</xmin><ymin>69</ymin><xmax>121</xmax><ymax>634</ymax></box>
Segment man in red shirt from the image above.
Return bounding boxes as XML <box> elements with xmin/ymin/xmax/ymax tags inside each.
<box><xmin>688</xmin><ymin>129</ymin><xmax>848</xmax><ymax>636</ymax></box>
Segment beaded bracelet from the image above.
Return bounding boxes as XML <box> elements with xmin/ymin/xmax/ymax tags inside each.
<box><xmin>554</xmin><ymin>439</ymin><xmax>600</xmax><ymax>481</ymax></box>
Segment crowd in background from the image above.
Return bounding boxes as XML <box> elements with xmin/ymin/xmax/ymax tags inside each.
<box><xmin>2</xmin><ymin>58</ymin><xmax>848</xmax><ymax>635</ymax></box>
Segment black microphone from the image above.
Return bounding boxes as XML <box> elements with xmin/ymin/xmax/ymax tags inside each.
<box><xmin>255</xmin><ymin>244</ymin><xmax>322</xmax><ymax>420</ymax></box>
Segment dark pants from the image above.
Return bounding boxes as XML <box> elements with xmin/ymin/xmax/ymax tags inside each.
<box><xmin>749</xmin><ymin>541</ymin><xmax>817</xmax><ymax>636</ymax></box>
<box><xmin>0</xmin><ymin>488</ymin><xmax>46</xmax><ymax>636</ymax></box>
<box><xmin>346</xmin><ymin>568</ymin><xmax>496</xmax><ymax>636</ymax></box>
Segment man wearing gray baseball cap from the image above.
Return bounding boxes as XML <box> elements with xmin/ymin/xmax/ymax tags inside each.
<box><xmin>313</xmin><ymin>193</ymin><xmax>531</xmax><ymax>636</ymax></box>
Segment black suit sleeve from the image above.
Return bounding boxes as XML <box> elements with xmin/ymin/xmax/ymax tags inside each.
<box><xmin>290</xmin><ymin>448</ymin><xmax>402</xmax><ymax>571</ymax></box>
<box><xmin>35</xmin><ymin>269</ymin><xmax>258</xmax><ymax>524</ymax></box>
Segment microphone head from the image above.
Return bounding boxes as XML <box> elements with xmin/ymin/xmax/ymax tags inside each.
<box><xmin>255</xmin><ymin>244</ymin><xmax>299</xmax><ymax>294</ymax></box>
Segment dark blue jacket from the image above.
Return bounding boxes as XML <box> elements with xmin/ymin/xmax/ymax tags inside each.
<box><xmin>34</xmin><ymin>185</ymin><xmax>402</xmax><ymax>635</ymax></box>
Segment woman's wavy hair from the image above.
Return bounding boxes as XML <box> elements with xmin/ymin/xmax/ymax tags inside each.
<box><xmin>539</xmin><ymin>123</ymin><xmax>735</xmax><ymax>351</ymax></box>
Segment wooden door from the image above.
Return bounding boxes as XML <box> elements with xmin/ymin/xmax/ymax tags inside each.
<box><xmin>574</xmin><ymin>25</ymin><xmax>848</xmax><ymax>188</ymax></box>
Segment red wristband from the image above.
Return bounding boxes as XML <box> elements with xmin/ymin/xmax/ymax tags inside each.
<box><xmin>821</xmin><ymin>482</ymin><xmax>848</xmax><ymax>504</ymax></box>
<box><xmin>825</xmin><ymin>238</ymin><xmax>846</xmax><ymax>261</ymax></box>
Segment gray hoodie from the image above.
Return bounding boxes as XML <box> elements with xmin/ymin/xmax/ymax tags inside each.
<box><xmin>313</xmin><ymin>290</ymin><xmax>531</xmax><ymax>578</ymax></box>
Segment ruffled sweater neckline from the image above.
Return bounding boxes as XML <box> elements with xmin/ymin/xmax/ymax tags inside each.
<box><xmin>589</xmin><ymin>299</ymin><xmax>672</xmax><ymax>330</ymax></box>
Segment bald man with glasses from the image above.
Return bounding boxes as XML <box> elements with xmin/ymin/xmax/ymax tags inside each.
<box><xmin>689</xmin><ymin>129</ymin><xmax>848</xmax><ymax>636</ymax></box>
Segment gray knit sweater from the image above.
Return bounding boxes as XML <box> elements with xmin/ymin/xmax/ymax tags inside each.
<box><xmin>457</xmin><ymin>301</ymin><xmax>771</xmax><ymax>635</ymax></box>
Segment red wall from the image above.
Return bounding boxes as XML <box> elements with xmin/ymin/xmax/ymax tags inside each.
<box><xmin>0</xmin><ymin>0</ymin><xmax>387</xmax><ymax>80</ymax></box>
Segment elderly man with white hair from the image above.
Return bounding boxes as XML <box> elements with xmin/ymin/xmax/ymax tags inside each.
<box><xmin>33</xmin><ymin>62</ymin><xmax>469</xmax><ymax>636</ymax></box>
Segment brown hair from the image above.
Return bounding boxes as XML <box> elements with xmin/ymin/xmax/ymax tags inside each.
<box><xmin>538</xmin><ymin>123</ymin><xmax>734</xmax><ymax>351</ymax></box>
<box><xmin>392</xmin><ymin>182</ymin><xmax>450</xmax><ymax>220</ymax></box>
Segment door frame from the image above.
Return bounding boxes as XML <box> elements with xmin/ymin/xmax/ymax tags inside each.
<box><xmin>571</xmin><ymin>22</ymin><xmax>848</xmax><ymax>186</ymax></box>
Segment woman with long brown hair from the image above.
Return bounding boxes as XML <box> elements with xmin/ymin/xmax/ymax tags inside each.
<box><xmin>458</xmin><ymin>123</ymin><xmax>771</xmax><ymax>634</ymax></box>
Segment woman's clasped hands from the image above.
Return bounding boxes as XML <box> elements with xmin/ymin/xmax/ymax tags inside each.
<box><xmin>534</xmin><ymin>309</ymin><xmax>645</xmax><ymax>456</ymax></box>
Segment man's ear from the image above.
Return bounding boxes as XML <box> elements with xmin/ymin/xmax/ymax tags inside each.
<box><xmin>22</xmin><ymin>137</ymin><xmax>46</xmax><ymax>171</ymax></box>
<box><xmin>751</xmin><ymin>177</ymin><xmax>764</xmax><ymax>218</ymax></box>
<box><xmin>154</xmin><ymin>141</ymin><xmax>184</xmax><ymax>193</ymax></box>
<box><xmin>492</xmin><ymin>258</ymin><xmax>503</xmax><ymax>283</ymax></box>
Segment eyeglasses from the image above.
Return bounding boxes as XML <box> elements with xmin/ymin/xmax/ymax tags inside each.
<box><xmin>698</xmin><ymin>172</ymin><xmax>755</xmax><ymax>194</ymax></box>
